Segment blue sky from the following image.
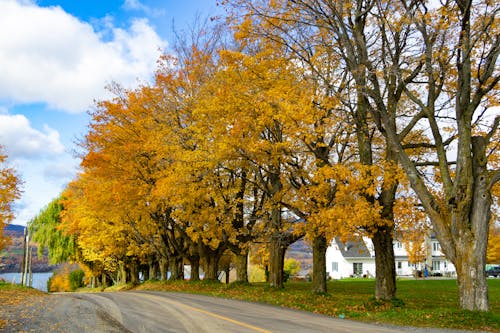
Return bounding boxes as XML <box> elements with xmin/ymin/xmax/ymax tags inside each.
<box><xmin>0</xmin><ymin>0</ymin><xmax>221</xmax><ymax>225</ymax></box>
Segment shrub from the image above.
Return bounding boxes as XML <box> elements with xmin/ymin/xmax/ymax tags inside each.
<box><xmin>68</xmin><ymin>269</ymin><xmax>85</xmax><ymax>291</ymax></box>
<box><xmin>48</xmin><ymin>271</ymin><xmax>70</xmax><ymax>292</ymax></box>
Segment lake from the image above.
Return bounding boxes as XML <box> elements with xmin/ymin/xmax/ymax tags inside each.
<box><xmin>0</xmin><ymin>272</ymin><xmax>53</xmax><ymax>292</ymax></box>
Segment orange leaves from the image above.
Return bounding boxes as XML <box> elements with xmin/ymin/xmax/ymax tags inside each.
<box><xmin>0</xmin><ymin>146</ymin><xmax>22</xmax><ymax>252</ymax></box>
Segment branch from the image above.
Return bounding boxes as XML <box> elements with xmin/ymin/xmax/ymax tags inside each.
<box><xmin>403</xmin><ymin>143</ymin><xmax>436</xmax><ymax>149</ymax></box>
<box><xmin>486</xmin><ymin>115</ymin><xmax>500</xmax><ymax>142</ymax></box>
<box><xmin>399</xmin><ymin>109</ymin><xmax>427</xmax><ymax>140</ymax></box>
<box><xmin>413</xmin><ymin>161</ymin><xmax>456</xmax><ymax>167</ymax></box>
<box><xmin>489</xmin><ymin>169</ymin><xmax>500</xmax><ymax>190</ymax></box>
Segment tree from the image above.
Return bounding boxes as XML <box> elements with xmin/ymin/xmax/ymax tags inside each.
<box><xmin>234</xmin><ymin>0</ymin><xmax>499</xmax><ymax>310</ymax></box>
<box><xmin>29</xmin><ymin>197</ymin><xmax>76</xmax><ymax>264</ymax></box>
<box><xmin>224</xmin><ymin>0</ymin><xmax>404</xmax><ymax>300</ymax></box>
<box><xmin>0</xmin><ymin>146</ymin><xmax>21</xmax><ymax>252</ymax></box>
<box><xmin>366</xmin><ymin>0</ymin><xmax>499</xmax><ymax>310</ymax></box>
<box><xmin>284</xmin><ymin>258</ymin><xmax>300</xmax><ymax>278</ymax></box>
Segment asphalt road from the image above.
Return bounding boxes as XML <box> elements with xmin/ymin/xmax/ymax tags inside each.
<box><xmin>4</xmin><ymin>291</ymin><xmax>476</xmax><ymax>333</ymax></box>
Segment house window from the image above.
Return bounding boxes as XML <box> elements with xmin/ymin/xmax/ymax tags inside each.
<box><xmin>433</xmin><ymin>242</ymin><xmax>441</xmax><ymax>252</ymax></box>
<box><xmin>408</xmin><ymin>262</ymin><xmax>412</xmax><ymax>267</ymax></box>
<box><xmin>432</xmin><ymin>260</ymin><xmax>441</xmax><ymax>271</ymax></box>
<box><xmin>332</xmin><ymin>262</ymin><xmax>338</xmax><ymax>272</ymax></box>
<box><xmin>395</xmin><ymin>241</ymin><xmax>402</xmax><ymax>249</ymax></box>
<box><xmin>397</xmin><ymin>261</ymin><xmax>402</xmax><ymax>269</ymax></box>
<box><xmin>353</xmin><ymin>263</ymin><xmax>363</xmax><ymax>276</ymax></box>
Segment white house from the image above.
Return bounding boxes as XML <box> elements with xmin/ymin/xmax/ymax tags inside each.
<box><xmin>326</xmin><ymin>234</ymin><xmax>456</xmax><ymax>279</ymax></box>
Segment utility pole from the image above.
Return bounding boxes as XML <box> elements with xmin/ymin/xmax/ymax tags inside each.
<box><xmin>20</xmin><ymin>227</ymin><xmax>26</xmax><ymax>286</ymax></box>
<box><xmin>28</xmin><ymin>241</ymin><xmax>33</xmax><ymax>287</ymax></box>
<box><xmin>23</xmin><ymin>229</ymin><xmax>30</xmax><ymax>286</ymax></box>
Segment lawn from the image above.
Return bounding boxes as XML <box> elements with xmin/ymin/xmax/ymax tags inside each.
<box><xmin>134</xmin><ymin>278</ymin><xmax>500</xmax><ymax>332</ymax></box>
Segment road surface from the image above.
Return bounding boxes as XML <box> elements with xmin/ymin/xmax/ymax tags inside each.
<box><xmin>3</xmin><ymin>291</ymin><xmax>475</xmax><ymax>332</ymax></box>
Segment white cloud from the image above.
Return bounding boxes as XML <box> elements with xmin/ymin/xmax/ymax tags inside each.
<box><xmin>0</xmin><ymin>0</ymin><xmax>167</xmax><ymax>113</ymax></box>
<box><xmin>123</xmin><ymin>0</ymin><xmax>147</xmax><ymax>11</ymax></box>
<box><xmin>122</xmin><ymin>0</ymin><xmax>165</xmax><ymax>17</ymax></box>
<box><xmin>0</xmin><ymin>113</ymin><xmax>65</xmax><ymax>158</ymax></box>
<box><xmin>43</xmin><ymin>161</ymin><xmax>77</xmax><ymax>181</ymax></box>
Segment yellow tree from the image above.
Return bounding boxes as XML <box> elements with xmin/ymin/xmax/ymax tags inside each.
<box><xmin>192</xmin><ymin>43</ymin><xmax>311</xmax><ymax>287</ymax></box>
<box><xmin>223</xmin><ymin>0</ymin><xmax>410</xmax><ymax>299</ymax></box>
<box><xmin>487</xmin><ymin>222</ymin><xmax>500</xmax><ymax>264</ymax></box>
<box><xmin>0</xmin><ymin>146</ymin><xmax>21</xmax><ymax>252</ymax></box>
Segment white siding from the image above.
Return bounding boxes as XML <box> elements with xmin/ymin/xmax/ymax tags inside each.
<box><xmin>326</xmin><ymin>236</ymin><xmax>456</xmax><ymax>278</ymax></box>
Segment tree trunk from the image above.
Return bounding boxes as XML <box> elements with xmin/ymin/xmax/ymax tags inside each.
<box><xmin>204</xmin><ymin>251</ymin><xmax>220</xmax><ymax>281</ymax></box>
<box><xmin>170</xmin><ymin>257</ymin><xmax>184</xmax><ymax>280</ymax></box>
<box><xmin>455</xmin><ymin>240</ymin><xmax>489</xmax><ymax>310</ymax></box>
<box><xmin>312</xmin><ymin>234</ymin><xmax>328</xmax><ymax>294</ymax></box>
<box><xmin>269</xmin><ymin>233</ymin><xmax>287</xmax><ymax>288</ymax></box>
<box><xmin>159</xmin><ymin>258</ymin><xmax>168</xmax><ymax>281</ymax></box>
<box><xmin>129</xmin><ymin>261</ymin><xmax>139</xmax><ymax>285</ymax></box>
<box><xmin>118</xmin><ymin>262</ymin><xmax>127</xmax><ymax>284</ymax></box>
<box><xmin>102</xmin><ymin>273</ymin><xmax>109</xmax><ymax>288</ymax></box>
<box><xmin>372</xmin><ymin>226</ymin><xmax>397</xmax><ymax>300</ymax></box>
<box><xmin>451</xmin><ymin>136</ymin><xmax>491</xmax><ymax>310</ymax></box>
<box><xmin>235</xmin><ymin>252</ymin><xmax>249</xmax><ymax>283</ymax></box>
<box><xmin>149</xmin><ymin>259</ymin><xmax>158</xmax><ymax>280</ymax></box>
<box><xmin>190</xmin><ymin>255</ymin><xmax>200</xmax><ymax>281</ymax></box>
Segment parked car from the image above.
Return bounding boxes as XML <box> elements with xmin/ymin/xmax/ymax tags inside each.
<box><xmin>486</xmin><ymin>266</ymin><xmax>500</xmax><ymax>277</ymax></box>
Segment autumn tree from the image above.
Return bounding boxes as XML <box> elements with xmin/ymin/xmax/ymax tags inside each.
<box><xmin>0</xmin><ymin>146</ymin><xmax>21</xmax><ymax>252</ymax></box>
<box><xmin>193</xmin><ymin>43</ymin><xmax>311</xmax><ymax>288</ymax></box>
<box><xmin>234</xmin><ymin>0</ymin><xmax>499</xmax><ymax>310</ymax></box>
<box><xmin>364</xmin><ymin>0</ymin><xmax>499</xmax><ymax>310</ymax></box>
<box><xmin>223</xmin><ymin>0</ymin><xmax>408</xmax><ymax>300</ymax></box>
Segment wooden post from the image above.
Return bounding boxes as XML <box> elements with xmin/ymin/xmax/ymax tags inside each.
<box><xmin>20</xmin><ymin>228</ymin><xmax>26</xmax><ymax>286</ymax></box>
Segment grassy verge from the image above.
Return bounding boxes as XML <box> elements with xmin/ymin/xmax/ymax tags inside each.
<box><xmin>133</xmin><ymin>278</ymin><xmax>500</xmax><ymax>332</ymax></box>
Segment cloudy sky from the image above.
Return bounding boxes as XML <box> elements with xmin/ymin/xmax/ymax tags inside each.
<box><xmin>0</xmin><ymin>0</ymin><xmax>221</xmax><ymax>226</ymax></box>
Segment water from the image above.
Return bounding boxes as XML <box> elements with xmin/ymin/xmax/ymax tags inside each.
<box><xmin>0</xmin><ymin>272</ymin><xmax>53</xmax><ymax>292</ymax></box>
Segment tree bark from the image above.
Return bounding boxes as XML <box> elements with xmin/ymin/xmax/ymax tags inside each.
<box><xmin>189</xmin><ymin>255</ymin><xmax>201</xmax><ymax>281</ymax></box>
<box><xmin>372</xmin><ymin>226</ymin><xmax>397</xmax><ymax>300</ymax></box>
<box><xmin>159</xmin><ymin>257</ymin><xmax>168</xmax><ymax>281</ymax></box>
<box><xmin>203</xmin><ymin>250</ymin><xmax>220</xmax><ymax>281</ymax></box>
<box><xmin>451</xmin><ymin>136</ymin><xmax>491</xmax><ymax>310</ymax></box>
<box><xmin>455</xmin><ymin>238</ymin><xmax>489</xmax><ymax>310</ymax></box>
<box><xmin>235</xmin><ymin>251</ymin><xmax>249</xmax><ymax>283</ymax></box>
<box><xmin>312</xmin><ymin>234</ymin><xmax>328</xmax><ymax>294</ymax></box>
<box><xmin>269</xmin><ymin>233</ymin><xmax>287</xmax><ymax>288</ymax></box>
<box><xmin>149</xmin><ymin>259</ymin><xmax>158</xmax><ymax>280</ymax></box>
<box><xmin>118</xmin><ymin>261</ymin><xmax>127</xmax><ymax>284</ymax></box>
<box><xmin>170</xmin><ymin>256</ymin><xmax>184</xmax><ymax>280</ymax></box>
<box><xmin>129</xmin><ymin>260</ymin><xmax>139</xmax><ymax>285</ymax></box>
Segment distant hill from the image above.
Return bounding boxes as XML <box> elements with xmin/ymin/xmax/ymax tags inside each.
<box><xmin>1</xmin><ymin>224</ymin><xmax>55</xmax><ymax>273</ymax></box>
<box><xmin>5</xmin><ymin>224</ymin><xmax>26</xmax><ymax>237</ymax></box>
<box><xmin>286</xmin><ymin>239</ymin><xmax>313</xmax><ymax>275</ymax></box>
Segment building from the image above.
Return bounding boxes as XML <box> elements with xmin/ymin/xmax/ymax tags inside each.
<box><xmin>326</xmin><ymin>234</ymin><xmax>456</xmax><ymax>279</ymax></box>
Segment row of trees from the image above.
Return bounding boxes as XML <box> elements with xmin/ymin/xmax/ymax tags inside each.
<box><xmin>29</xmin><ymin>0</ymin><xmax>498</xmax><ymax>311</ymax></box>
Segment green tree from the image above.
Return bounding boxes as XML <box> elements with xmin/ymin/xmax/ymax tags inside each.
<box><xmin>28</xmin><ymin>197</ymin><xmax>76</xmax><ymax>264</ymax></box>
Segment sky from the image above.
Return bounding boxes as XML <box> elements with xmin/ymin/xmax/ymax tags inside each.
<box><xmin>0</xmin><ymin>0</ymin><xmax>222</xmax><ymax>226</ymax></box>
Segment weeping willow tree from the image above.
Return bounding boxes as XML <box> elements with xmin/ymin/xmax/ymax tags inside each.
<box><xmin>28</xmin><ymin>197</ymin><xmax>76</xmax><ymax>264</ymax></box>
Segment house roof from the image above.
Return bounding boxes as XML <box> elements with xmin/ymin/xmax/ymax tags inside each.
<box><xmin>335</xmin><ymin>237</ymin><xmax>372</xmax><ymax>258</ymax></box>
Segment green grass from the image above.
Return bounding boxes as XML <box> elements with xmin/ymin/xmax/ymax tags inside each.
<box><xmin>133</xmin><ymin>278</ymin><xmax>500</xmax><ymax>332</ymax></box>
<box><xmin>0</xmin><ymin>280</ymin><xmax>31</xmax><ymax>291</ymax></box>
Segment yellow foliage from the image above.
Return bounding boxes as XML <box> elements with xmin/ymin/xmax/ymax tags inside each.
<box><xmin>0</xmin><ymin>147</ymin><xmax>22</xmax><ymax>252</ymax></box>
<box><xmin>488</xmin><ymin>224</ymin><xmax>500</xmax><ymax>264</ymax></box>
<box><xmin>48</xmin><ymin>265</ymin><xmax>72</xmax><ymax>292</ymax></box>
